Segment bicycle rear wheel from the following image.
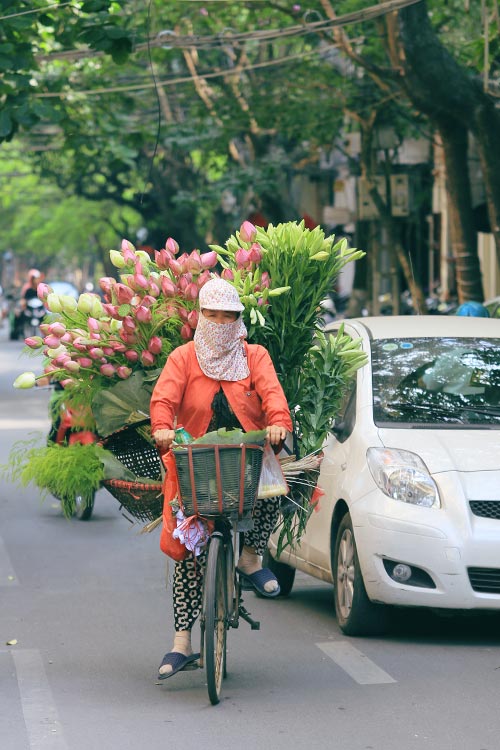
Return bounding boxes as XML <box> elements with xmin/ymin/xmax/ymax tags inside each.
<box><xmin>203</xmin><ymin>534</ymin><xmax>227</xmax><ymax>705</ymax></box>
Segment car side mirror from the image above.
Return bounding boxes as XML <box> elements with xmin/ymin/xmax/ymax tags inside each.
<box><xmin>331</xmin><ymin>420</ymin><xmax>345</xmax><ymax>438</ymax></box>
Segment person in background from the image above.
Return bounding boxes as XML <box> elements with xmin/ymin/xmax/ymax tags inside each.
<box><xmin>150</xmin><ymin>277</ymin><xmax>292</xmax><ymax>680</ymax></box>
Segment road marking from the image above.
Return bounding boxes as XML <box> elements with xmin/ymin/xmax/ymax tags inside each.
<box><xmin>316</xmin><ymin>641</ymin><xmax>397</xmax><ymax>684</ymax></box>
<box><xmin>0</xmin><ymin>533</ymin><xmax>19</xmax><ymax>585</ymax></box>
<box><xmin>11</xmin><ymin>649</ymin><xmax>68</xmax><ymax>750</ymax></box>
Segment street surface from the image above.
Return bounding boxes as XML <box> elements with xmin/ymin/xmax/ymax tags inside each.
<box><xmin>1</xmin><ymin>322</ymin><xmax>500</xmax><ymax>750</ymax></box>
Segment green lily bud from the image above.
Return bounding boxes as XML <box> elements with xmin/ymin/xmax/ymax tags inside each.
<box><xmin>310</xmin><ymin>251</ymin><xmax>330</xmax><ymax>261</ymax></box>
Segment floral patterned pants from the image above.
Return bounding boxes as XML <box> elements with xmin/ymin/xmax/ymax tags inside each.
<box><xmin>172</xmin><ymin>496</ymin><xmax>280</xmax><ymax>631</ymax></box>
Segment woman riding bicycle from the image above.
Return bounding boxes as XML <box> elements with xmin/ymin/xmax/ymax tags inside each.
<box><xmin>151</xmin><ymin>277</ymin><xmax>292</xmax><ymax>680</ymax></box>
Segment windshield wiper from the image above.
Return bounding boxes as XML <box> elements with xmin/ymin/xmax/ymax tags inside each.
<box><xmin>458</xmin><ymin>405</ymin><xmax>500</xmax><ymax>417</ymax></box>
<box><xmin>379</xmin><ymin>401</ymin><xmax>464</xmax><ymax>424</ymax></box>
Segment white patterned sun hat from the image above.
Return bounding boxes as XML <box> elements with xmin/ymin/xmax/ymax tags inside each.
<box><xmin>198</xmin><ymin>277</ymin><xmax>244</xmax><ymax>312</ymax></box>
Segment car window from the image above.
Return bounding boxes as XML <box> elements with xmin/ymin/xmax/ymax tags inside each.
<box><xmin>371</xmin><ymin>337</ymin><xmax>500</xmax><ymax>427</ymax></box>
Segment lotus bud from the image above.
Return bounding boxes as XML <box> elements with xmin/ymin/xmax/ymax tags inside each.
<box><xmin>64</xmin><ymin>360</ymin><xmax>81</xmax><ymax>373</ymax></box>
<box><xmin>221</xmin><ymin>268</ymin><xmax>235</xmax><ymax>282</ymax></box>
<box><xmin>91</xmin><ymin>297</ymin><xmax>104</xmax><ymax>318</ymax></box>
<box><xmin>122</xmin><ymin>316</ymin><xmax>136</xmax><ymax>334</ymax></box>
<box><xmin>260</xmin><ymin>271</ymin><xmax>270</xmax><ymax>288</ymax></box>
<box><xmin>60</xmin><ymin>295</ymin><xmax>78</xmax><ymax>313</ymax></box>
<box><xmin>184</xmin><ymin>282</ymin><xmax>199</xmax><ymax>301</ymax></box>
<box><xmin>115</xmin><ymin>283</ymin><xmax>135</xmax><ymax>305</ymax></box>
<box><xmin>200</xmin><ymin>251</ymin><xmax>217</xmax><ymax>269</ymax></box>
<box><xmin>148</xmin><ymin>336</ymin><xmax>162</xmax><ymax>354</ymax></box>
<box><xmin>99</xmin><ymin>277</ymin><xmax>115</xmax><ymax>296</ymax></box>
<box><xmin>186</xmin><ymin>251</ymin><xmax>202</xmax><ymax>273</ymax></box>
<box><xmin>178</xmin><ymin>275</ymin><xmax>189</xmax><ymax>293</ymax></box>
<box><xmin>102</xmin><ymin>303</ymin><xmax>120</xmax><ymax>318</ymax></box>
<box><xmin>87</xmin><ymin>317</ymin><xmax>100</xmax><ymax>333</ymax></box>
<box><xmin>37</xmin><ymin>283</ymin><xmax>52</xmax><ymax>301</ymax></box>
<box><xmin>140</xmin><ymin>350</ymin><xmax>155</xmax><ymax>367</ymax></box>
<box><xmin>109</xmin><ymin>250</ymin><xmax>126</xmax><ymax>268</ymax></box>
<box><xmin>112</xmin><ymin>341</ymin><xmax>126</xmax><ymax>352</ymax></box>
<box><xmin>140</xmin><ymin>295</ymin><xmax>156</xmax><ymax>308</ymax></box>
<box><xmin>136</xmin><ymin>250</ymin><xmax>152</xmax><ymax>264</ymax></box>
<box><xmin>44</xmin><ymin>334</ymin><xmax>63</xmax><ymax>349</ymax></box>
<box><xmin>130</xmin><ymin>273</ymin><xmax>149</xmax><ymax>291</ymax></box>
<box><xmin>124</xmin><ymin>349</ymin><xmax>139</xmax><ymax>363</ymax></box>
<box><xmin>248</xmin><ymin>243</ymin><xmax>263</xmax><ymax>263</ymax></box>
<box><xmin>109</xmin><ymin>319</ymin><xmax>122</xmax><ymax>334</ymax></box>
<box><xmin>53</xmin><ymin>353</ymin><xmax>71</xmax><ymax>367</ymax></box>
<box><xmin>89</xmin><ymin>347</ymin><xmax>104</xmax><ymax>359</ymax></box>
<box><xmin>178</xmin><ymin>307</ymin><xmax>189</xmax><ymax>322</ymax></box>
<box><xmin>166</xmin><ymin>237</ymin><xmax>179</xmax><ymax>255</ymax></box>
<box><xmin>102</xmin><ymin>347</ymin><xmax>115</xmax><ymax>357</ymax></box>
<box><xmin>161</xmin><ymin>276</ymin><xmax>177</xmax><ymax>297</ymax></box>
<box><xmin>46</xmin><ymin>293</ymin><xmax>62</xmax><ymax>313</ymax></box>
<box><xmin>149</xmin><ymin>282</ymin><xmax>160</xmax><ymax>298</ymax></box>
<box><xmin>25</xmin><ymin>336</ymin><xmax>43</xmax><ymax>349</ymax></box>
<box><xmin>197</xmin><ymin>270</ymin><xmax>212</xmax><ymax>287</ymax></box>
<box><xmin>47</xmin><ymin>345</ymin><xmax>67</xmax><ymax>359</ymax></box>
<box><xmin>235</xmin><ymin>248</ymin><xmax>251</xmax><ymax>268</ymax></box>
<box><xmin>165</xmin><ymin>304</ymin><xmax>179</xmax><ymax>318</ymax></box>
<box><xmin>60</xmin><ymin>379</ymin><xmax>75</xmax><ymax>388</ymax></box>
<box><xmin>180</xmin><ymin>323</ymin><xmax>193</xmax><ymax>340</ymax></box>
<box><xmin>168</xmin><ymin>258</ymin><xmax>183</xmax><ymax>277</ymax></box>
<box><xmin>121</xmin><ymin>239</ymin><xmax>136</xmax><ymax>257</ymax></box>
<box><xmin>39</xmin><ymin>323</ymin><xmax>51</xmax><ymax>335</ymax></box>
<box><xmin>135</xmin><ymin>306</ymin><xmax>152</xmax><ymax>324</ymax></box>
<box><xmin>117</xmin><ymin>366</ymin><xmax>132</xmax><ymax>379</ymax></box>
<box><xmin>239</xmin><ymin>221</ymin><xmax>257</xmax><ymax>243</ymax></box>
<box><xmin>100</xmin><ymin>363</ymin><xmax>116</xmax><ymax>377</ymax></box>
<box><xmin>13</xmin><ymin>372</ymin><xmax>36</xmax><ymax>389</ymax></box>
<box><xmin>187</xmin><ymin>310</ymin><xmax>199</xmax><ymax>329</ymax></box>
<box><xmin>78</xmin><ymin>357</ymin><xmax>93</xmax><ymax>368</ymax></box>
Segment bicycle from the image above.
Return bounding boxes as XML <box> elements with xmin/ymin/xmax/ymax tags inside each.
<box><xmin>172</xmin><ymin>440</ymin><xmax>264</xmax><ymax>705</ymax></box>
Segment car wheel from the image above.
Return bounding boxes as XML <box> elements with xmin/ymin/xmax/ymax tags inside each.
<box><xmin>262</xmin><ymin>549</ymin><xmax>296</xmax><ymax>596</ymax></box>
<box><xmin>333</xmin><ymin>512</ymin><xmax>389</xmax><ymax>636</ymax></box>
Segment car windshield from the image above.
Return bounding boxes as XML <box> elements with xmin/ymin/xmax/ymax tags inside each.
<box><xmin>372</xmin><ymin>337</ymin><xmax>500</xmax><ymax>427</ymax></box>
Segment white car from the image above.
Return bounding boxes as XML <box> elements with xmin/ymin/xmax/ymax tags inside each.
<box><xmin>267</xmin><ymin>315</ymin><xmax>500</xmax><ymax>635</ymax></box>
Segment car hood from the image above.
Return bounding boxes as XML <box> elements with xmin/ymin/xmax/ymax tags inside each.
<box><xmin>377</xmin><ymin>428</ymin><xmax>500</xmax><ymax>474</ymax></box>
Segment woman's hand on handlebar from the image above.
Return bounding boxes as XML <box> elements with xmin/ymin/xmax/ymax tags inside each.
<box><xmin>266</xmin><ymin>424</ymin><xmax>287</xmax><ymax>447</ymax></box>
<box><xmin>153</xmin><ymin>429</ymin><xmax>176</xmax><ymax>450</ymax></box>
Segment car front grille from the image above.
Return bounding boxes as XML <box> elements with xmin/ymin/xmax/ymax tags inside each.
<box><xmin>469</xmin><ymin>501</ymin><xmax>500</xmax><ymax>520</ymax></box>
<box><xmin>468</xmin><ymin>567</ymin><xmax>500</xmax><ymax>593</ymax></box>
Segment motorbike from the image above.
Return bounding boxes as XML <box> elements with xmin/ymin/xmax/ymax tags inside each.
<box><xmin>9</xmin><ymin>295</ymin><xmax>46</xmax><ymax>340</ymax></box>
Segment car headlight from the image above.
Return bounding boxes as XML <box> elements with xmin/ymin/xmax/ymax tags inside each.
<box><xmin>366</xmin><ymin>447</ymin><xmax>440</xmax><ymax>508</ymax></box>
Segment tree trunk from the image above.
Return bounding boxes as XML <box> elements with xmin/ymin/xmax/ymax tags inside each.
<box><xmin>397</xmin><ymin>1</ymin><xmax>500</xmax><ymax>271</ymax></box>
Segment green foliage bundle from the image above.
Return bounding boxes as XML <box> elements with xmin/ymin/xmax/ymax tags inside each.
<box><xmin>3</xmin><ymin>440</ymin><xmax>105</xmax><ymax>519</ymax></box>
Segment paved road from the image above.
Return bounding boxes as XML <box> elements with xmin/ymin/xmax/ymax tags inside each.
<box><xmin>1</xmin><ymin>325</ymin><xmax>500</xmax><ymax>750</ymax></box>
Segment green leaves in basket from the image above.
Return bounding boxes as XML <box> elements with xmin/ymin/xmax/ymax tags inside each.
<box><xmin>91</xmin><ymin>369</ymin><xmax>160</xmax><ymax>437</ymax></box>
<box><xmin>95</xmin><ymin>446</ymin><xmax>137</xmax><ymax>482</ymax></box>
<box><xmin>189</xmin><ymin>428</ymin><xmax>267</xmax><ymax>445</ymax></box>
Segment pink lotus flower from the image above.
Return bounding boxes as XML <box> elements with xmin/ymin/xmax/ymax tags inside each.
<box><xmin>135</xmin><ymin>306</ymin><xmax>152</xmax><ymax>324</ymax></box>
<box><xmin>178</xmin><ymin>307</ymin><xmax>189</xmax><ymax>322</ymax></box>
<box><xmin>124</xmin><ymin>350</ymin><xmax>139</xmax><ymax>363</ymax></box>
<box><xmin>148</xmin><ymin>336</ymin><xmax>162</xmax><ymax>354</ymax></box>
<box><xmin>180</xmin><ymin>323</ymin><xmax>193</xmax><ymax>340</ymax></box>
<box><xmin>47</xmin><ymin>321</ymin><xmax>66</xmax><ymax>337</ymax></box>
<box><xmin>117</xmin><ymin>366</ymin><xmax>132</xmax><ymax>379</ymax></box>
<box><xmin>44</xmin><ymin>334</ymin><xmax>63</xmax><ymax>349</ymax></box>
<box><xmin>186</xmin><ymin>251</ymin><xmax>202</xmax><ymax>273</ymax></box>
<box><xmin>240</xmin><ymin>221</ymin><xmax>257</xmax><ymax>243</ymax></box>
<box><xmin>119</xmin><ymin>329</ymin><xmax>138</xmax><ymax>345</ymax></box>
<box><xmin>154</xmin><ymin>249</ymin><xmax>171</xmax><ymax>270</ymax></box>
<box><xmin>115</xmin><ymin>284</ymin><xmax>135</xmax><ymax>305</ymax></box>
<box><xmin>165</xmin><ymin>237</ymin><xmax>179</xmax><ymax>255</ymax></box>
<box><xmin>168</xmin><ymin>258</ymin><xmax>183</xmax><ymax>276</ymax></box>
<box><xmin>187</xmin><ymin>310</ymin><xmax>199</xmax><ymax>329</ymax></box>
<box><xmin>149</xmin><ymin>282</ymin><xmax>160</xmax><ymax>298</ymax></box>
<box><xmin>100</xmin><ymin>363</ymin><xmax>116</xmax><ymax>377</ymax></box>
<box><xmin>140</xmin><ymin>295</ymin><xmax>156</xmax><ymax>308</ymax></box>
<box><xmin>235</xmin><ymin>248</ymin><xmax>251</xmax><ymax>268</ymax></box>
<box><xmin>184</xmin><ymin>282</ymin><xmax>199</xmax><ymax>301</ymax></box>
<box><xmin>221</xmin><ymin>268</ymin><xmax>234</xmax><ymax>281</ymax></box>
<box><xmin>122</xmin><ymin>316</ymin><xmax>136</xmax><ymax>334</ymax></box>
<box><xmin>140</xmin><ymin>350</ymin><xmax>155</xmax><ymax>366</ymax></box>
<box><xmin>200</xmin><ymin>251</ymin><xmax>217</xmax><ymax>269</ymax></box>
<box><xmin>197</xmin><ymin>270</ymin><xmax>211</xmax><ymax>287</ymax></box>
<box><xmin>248</xmin><ymin>243</ymin><xmax>263</xmax><ymax>263</ymax></box>
<box><xmin>99</xmin><ymin>277</ymin><xmax>116</xmax><ymax>296</ymax></box>
<box><xmin>133</xmin><ymin>273</ymin><xmax>149</xmax><ymax>291</ymax></box>
<box><xmin>25</xmin><ymin>336</ymin><xmax>43</xmax><ymax>349</ymax></box>
<box><xmin>102</xmin><ymin>347</ymin><xmax>115</xmax><ymax>356</ymax></box>
<box><xmin>60</xmin><ymin>379</ymin><xmax>75</xmax><ymax>388</ymax></box>
<box><xmin>111</xmin><ymin>341</ymin><xmax>127</xmax><ymax>353</ymax></box>
<box><xmin>78</xmin><ymin>357</ymin><xmax>93</xmax><ymax>368</ymax></box>
<box><xmin>39</xmin><ymin>323</ymin><xmax>51</xmax><ymax>335</ymax></box>
<box><xmin>37</xmin><ymin>283</ymin><xmax>51</xmax><ymax>301</ymax></box>
<box><xmin>89</xmin><ymin>347</ymin><xmax>104</xmax><ymax>359</ymax></box>
<box><xmin>260</xmin><ymin>271</ymin><xmax>270</xmax><ymax>288</ymax></box>
<box><xmin>87</xmin><ymin>317</ymin><xmax>100</xmax><ymax>333</ymax></box>
<box><xmin>121</xmin><ymin>240</ymin><xmax>137</xmax><ymax>263</ymax></box>
<box><xmin>177</xmin><ymin>253</ymin><xmax>190</xmax><ymax>274</ymax></box>
<box><xmin>65</xmin><ymin>360</ymin><xmax>81</xmax><ymax>373</ymax></box>
<box><xmin>102</xmin><ymin>303</ymin><xmax>121</xmax><ymax>318</ymax></box>
<box><xmin>161</xmin><ymin>276</ymin><xmax>177</xmax><ymax>297</ymax></box>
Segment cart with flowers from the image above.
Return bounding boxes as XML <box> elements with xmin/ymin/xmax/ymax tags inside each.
<box><xmin>6</xmin><ymin>220</ymin><xmax>367</xmax><ymax>553</ymax></box>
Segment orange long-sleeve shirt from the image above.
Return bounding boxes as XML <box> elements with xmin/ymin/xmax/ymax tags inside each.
<box><xmin>150</xmin><ymin>341</ymin><xmax>292</xmax><ymax>437</ymax></box>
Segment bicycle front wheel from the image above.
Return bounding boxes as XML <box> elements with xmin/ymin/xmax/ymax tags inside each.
<box><xmin>203</xmin><ymin>534</ymin><xmax>227</xmax><ymax>705</ymax></box>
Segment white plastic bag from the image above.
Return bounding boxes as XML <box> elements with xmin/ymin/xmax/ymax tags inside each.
<box><xmin>257</xmin><ymin>443</ymin><xmax>289</xmax><ymax>499</ymax></box>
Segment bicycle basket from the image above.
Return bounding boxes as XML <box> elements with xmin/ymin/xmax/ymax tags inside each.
<box><xmin>101</xmin><ymin>423</ymin><xmax>162</xmax><ymax>481</ymax></box>
<box><xmin>173</xmin><ymin>443</ymin><xmax>264</xmax><ymax>517</ymax></box>
<box><xmin>102</xmin><ymin>478</ymin><xmax>163</xmax><ymax>523</ymax></box>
